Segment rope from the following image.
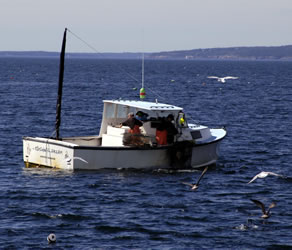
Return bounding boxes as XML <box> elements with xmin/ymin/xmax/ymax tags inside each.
<box><xmin>147</xmin><ymin>87</ymin><xmax>166</xmax><ymax>101</ymax></box>
<box><xmin>66</xmin><ymin>28</ymin><xmax>199</xmax><ymax>124</ymax></box>
<box><xmin>67</xmin><ymin>28</ymin><xmax>140</xmax><ymax>84</ymax></box>
<box><xmin>116</xmin><ymin>65</ymin><xmax>140</xmax><ymax>83</ymax></box>
<box><xmin>67</xmin><ymin>28</ymin><xmax>100</xmax><ymax>53</ymax></box>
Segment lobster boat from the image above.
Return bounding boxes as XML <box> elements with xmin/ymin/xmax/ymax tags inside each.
<box><xmin>22</xmin><ymin>29</ymin><xmax>227</xmax><ymax>170</ymax></box>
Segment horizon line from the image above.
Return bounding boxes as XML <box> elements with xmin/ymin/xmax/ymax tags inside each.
<box><xmin>1</xmin><ymin>44</ymin><xmax>292</xmax><ymax>54</ymax></box>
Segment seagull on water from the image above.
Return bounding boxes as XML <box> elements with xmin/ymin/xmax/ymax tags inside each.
<box><xmin>207</xmin><ymin>76</ymin><xmax>238</xmax><ymax>83</ymax></box>
<box><xmin>234</xmin><ymin>219</ymin><xmax>258</xmax><ymax>231</ymax></box>
<box><xmin>250</xmin><ymin>199</ymin><xmax>276</xmax><ymax>219</ymax></box>
<box><xmin>248</xmin><ymin>171</ymin><xmax>284</xmax><ymax>184</ymax></box>
<box><xmin>182</xmin><ymin>166</ymin><xmax>208</xmax><ymax>190</ymax></box>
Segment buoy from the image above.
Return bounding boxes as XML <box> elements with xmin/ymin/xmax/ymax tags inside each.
<box><xmin>47</xmin><ymin>233</ymin><xmax>56</xmax><ymax>243</ymax></box>
<box><xmin>140</xmin><ymin>88</ymin><xmax>146</xmax><ymax>99</ymax></box>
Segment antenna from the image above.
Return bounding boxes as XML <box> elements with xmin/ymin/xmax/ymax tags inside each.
<box><xmin>142</xmin><ymin>53</ymin><xmax>144</xmax><ymax>89</ymax></box>
<box><xmin>139</xmin><ymin>53</ymin><xmax>146</xmax><ymax>99</ymax></box>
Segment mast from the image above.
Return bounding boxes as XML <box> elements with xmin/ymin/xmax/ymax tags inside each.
<box><xmin>142</xmin><ymin>53</ymin><xmax>144</xmax><ymax>89</ymax></box>
<box><xmin>55</xmin><ymin>28</ymin><xmax>67</xmax><ymax>140</ymax></box>
<box><xmin>139</xmin><ymin>53</ymin><xmax>146</xmax><ymax>99</ymax></box>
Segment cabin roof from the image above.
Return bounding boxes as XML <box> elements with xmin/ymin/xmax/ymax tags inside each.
<box><xmin>103</xmin><ymin>99</ymin><xmax>183</xmax><ymax>111</ymax></box>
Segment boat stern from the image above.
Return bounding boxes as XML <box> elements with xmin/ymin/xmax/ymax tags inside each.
<box><xmin>23</xmin><ymin>137</ymin><xmax>75</xmax><ymax>170</ymax></box>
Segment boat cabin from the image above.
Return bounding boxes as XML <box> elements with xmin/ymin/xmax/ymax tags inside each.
<box><xmin>99</xmin><ymin>100</ymin><xmax>187</xmax><ymax>147</ymax></box>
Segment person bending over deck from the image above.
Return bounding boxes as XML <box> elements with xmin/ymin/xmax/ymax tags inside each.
<box><xmin>120</xmin><ymin>112</ymin><xmax>143</xmax><ymax>146</ymax></box>
<box><xmin>120</xmin><ymin>112</ymin><xmax>143</xmax><ymax>134</ymax></box>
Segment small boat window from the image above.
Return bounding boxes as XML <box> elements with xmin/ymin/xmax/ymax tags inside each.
<box><xmin>105</xmin><ymin>103</ymin><xmax>115</xmax><ymax>118</ymax></box>
<box><xmin>117</xmin><ymin>105</ymin><xmax>128</xmax><ymax>118</ymax></box>
<box><xmin>191</xmin><ymin>131</ymin><xmax>202</xmax><ymax>139</ymax></box>
<box><xmin>129</xmin><ymin>107</ymin><xmax>136</xmax><ymax>114</ymax></box>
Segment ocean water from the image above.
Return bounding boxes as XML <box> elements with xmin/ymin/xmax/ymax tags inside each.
<box><xmin>0</xmin><ymin>57</ymin><xmax>292</xmax><ymax>249</ymax></box>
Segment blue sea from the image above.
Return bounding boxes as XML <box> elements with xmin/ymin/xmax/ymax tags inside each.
<box><xmin>0</xmin><ymin>57</ymin><xmax>292</xmax><ymax>249</ymax></box>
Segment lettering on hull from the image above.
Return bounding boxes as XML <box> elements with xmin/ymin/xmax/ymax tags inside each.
<box><xmin>34</xmin><ymin>146</ymin><xmax>63</xmax><ymax>155</ymax></box>
<box><xmin>40</xmin><ymin>156</ymin><xmax>56</xmax><ymax>160</ymax></box>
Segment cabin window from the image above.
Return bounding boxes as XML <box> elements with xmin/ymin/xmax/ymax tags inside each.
<box><xmin>129</xmin><ymin>107</ymin><xmax>136</xmax><ymax>115</ymax></box>
<box><xmin>105</xmin><ymin>103</ymin><xmax>115</xmax><ymax>118</ymax></box>
<box><xmin>191</xmin><ymin>131</ymin><xmax>202</xmax><ymax>140</ymax></box>
<box><xmin>116</xmin><ymin>105</ymin><xmax>128</xmax><ymax>118</ymax></box>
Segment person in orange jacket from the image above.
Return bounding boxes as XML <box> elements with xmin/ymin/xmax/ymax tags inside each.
<box><xmin>120</xmin><ymin>112</ymin><xmax>143</xmax><ymax>134</ymax></box>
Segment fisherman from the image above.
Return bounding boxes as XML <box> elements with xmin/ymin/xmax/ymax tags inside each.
<box><xmin>156</xmin><ymin>119</ymin><xmax>168</xmax><ymax>145</ymax></box>
<box><xmin>120</xmin><ymin>112</ymin><xmax>143</xmax><ymax>134</ymax></box>
<box><xmin>165</xmin><ymin>114</ymin><xmax>178</xmax><ymax>144</ymax></box>
<box><xmin>155</xmin><ymin>114</ymin><xmax>178</xmax><ymax>145</ymax></box>
<box><xmin>135</xmin><ymin>111</ymin><xmax>149</xmax><ymax>121</ymax></box>
<box><xmin>120</xmin><ymin>112</ymin><xmax>143</xmax><ymax>146</ymax></box>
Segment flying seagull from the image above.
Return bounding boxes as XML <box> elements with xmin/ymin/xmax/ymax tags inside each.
<box><xmin>250</xmin><ymin>199</ymin><xmax>276</xmax><ymax>219</ymax></box>
<box><xmin>182</xmin><ymin>166</ymin><xmax>208</xmax><ymax>190</ymax></box>
<box><xmin>207</xmin><ymin>76</ymin><xmax>238</xmax><ymax>83</ymax></box>
<box><xmin>248</xmin><ymin>171</ymin><xmax>284</xmax><ymax>184</ymax></box>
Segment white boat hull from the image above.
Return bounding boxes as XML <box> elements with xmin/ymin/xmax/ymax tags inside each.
<box><xmin>23</xmin><ymin>134</ymin><xmax>224</xmax><ymax>170</ymax></box>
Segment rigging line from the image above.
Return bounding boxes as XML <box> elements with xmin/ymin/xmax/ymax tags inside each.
<box><xmin>63</xmin><ymin>29</ymin><xmax>199</xmax><ymax>125</ymax></box>
<box><xmin>146</xmin><ymin>86</ymin><xmax>199</xmax><ymax>124</ymax></box>
<box><xmin>67</xmin><ymin>28</ymin><xmax>100</xmax><ymax>53</ymax></box>
<box><xmin>185</xmin><ymin>114</ymin><xmax>200</xmax><ymax>125</ymax></box>
<box><xmin>146</xmin><ymin>86</ymin><xmax>166</xmax><ymax>100</ymax></box>
<box><xmin>116</xmin><ymin>64</ymin><xmax>140</xmax><ymax>83</ymax></box>
<box><xmin>50</xmin><ymin>129</ymin><xmax>57</xmax><ymax>138</ymax></box>
<box><xmin>67</xmin><ymin>28</ymin><xmax>140</xmax><ymax>84</ymax></box>
<box><xmin>66</xmin><ymin>28</ymin><xmax>195</xmax><ymax>120</ymax></box>
<box><xmin>146</xmin><ymin>86</ymin><xmax>198</xmax><ymax>123</ymax></box>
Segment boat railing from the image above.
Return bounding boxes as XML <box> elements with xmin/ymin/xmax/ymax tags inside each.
<box><xmin>62</xmin><ymin>136</ymin><xmax>102</xmax><ymax>146</ymax></box>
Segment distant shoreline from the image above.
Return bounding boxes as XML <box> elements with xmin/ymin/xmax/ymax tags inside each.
<box><xmin>1</xmin><ymin>45</ymin><xmax>292</xmax><ymax>60</ymax></box>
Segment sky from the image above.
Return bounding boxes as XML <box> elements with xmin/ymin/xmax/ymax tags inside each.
<box><xmin>1</xmin><ymin>0</ymin><xmax>292</xmax><ymax>53</ymax></box>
